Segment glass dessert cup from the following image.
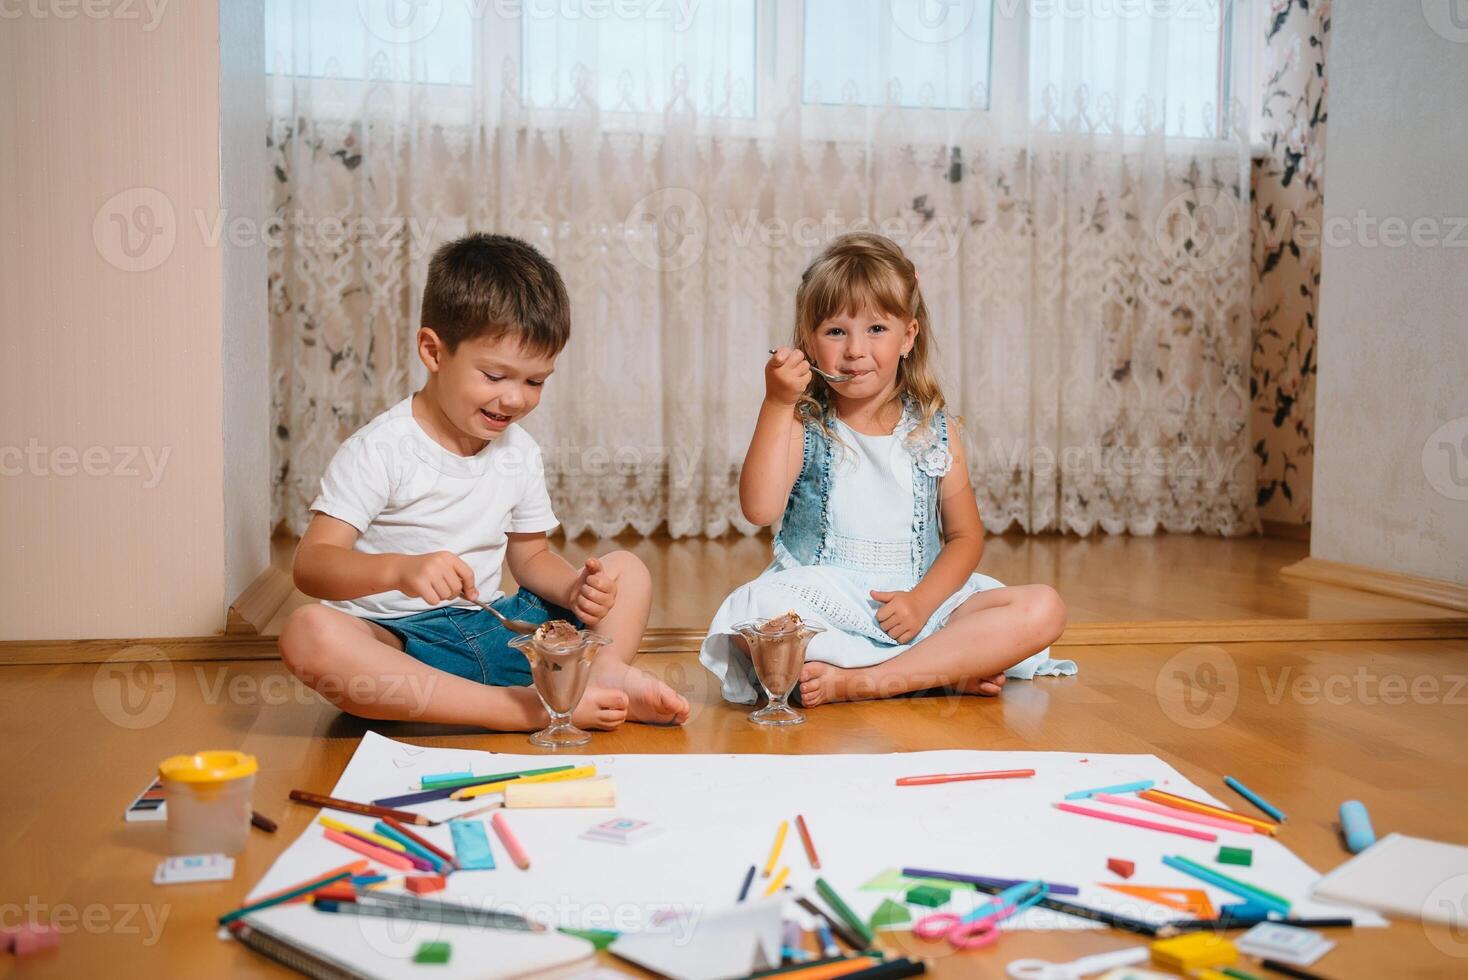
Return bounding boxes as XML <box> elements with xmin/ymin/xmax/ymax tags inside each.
<box><xmin>509</xmin><ymin>625</ymin><xmax>611</xmax><ymax>748</ymax></box>
<box><xmin>732</xmin><ymin>617</ymin><xmax>825</xmax><ymax>727</ymax></box>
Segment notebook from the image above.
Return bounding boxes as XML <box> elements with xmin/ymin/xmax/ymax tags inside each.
<box><xmin>232</xmin><ymin>904</ymin><xmax>595</xmax><ymax>979</ymax></box>
<box><xmin>1310</xmin><ymin>833</ymin><xmax>1468</xmax><ymax>924</ymax></box>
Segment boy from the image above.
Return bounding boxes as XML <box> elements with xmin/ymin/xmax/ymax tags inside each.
<box><xmin>279</xmin><ymin>234</ymin><xmax>690</xmax><ymax>730</ymax></box>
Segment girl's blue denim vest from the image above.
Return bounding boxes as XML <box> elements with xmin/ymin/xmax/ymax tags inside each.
<box><xmin>773</xmin><ymin>402</ymin><xmax>951</xmax><ymax>582</ymax></box>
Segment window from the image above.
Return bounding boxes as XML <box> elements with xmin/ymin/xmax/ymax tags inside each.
<box><xmin>264</xmin><ymin>0</ymin><xmax>474</xmax><ymax>85</ymax></box>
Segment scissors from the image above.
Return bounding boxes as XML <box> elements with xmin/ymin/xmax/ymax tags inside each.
<box><xmin>1005</xmin><ymin>946</ymin><xmax>1150</xmax><ymax>979</ymax></box>
<box><xmin>912</xmin><ymin>880</ymin><xmax>1048</xmax><ymax>949</ymax></box>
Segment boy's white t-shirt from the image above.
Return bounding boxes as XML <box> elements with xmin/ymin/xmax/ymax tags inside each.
<box><xmin>309</xmin><ymin>396</ymin><xmax>559</xmax><ymax>620</ymax></box>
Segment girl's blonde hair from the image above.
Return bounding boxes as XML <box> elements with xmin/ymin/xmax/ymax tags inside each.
<box><xmin>792</xmin><ymin>233</ymin><xmax>945</xmax><ymax>438</ymax></box>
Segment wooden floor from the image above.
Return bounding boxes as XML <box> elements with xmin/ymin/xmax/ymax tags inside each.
<box><xmin>3</xmin><ymin>639</ymin><xmax>1468</xmax><ymax>978</ymax></box>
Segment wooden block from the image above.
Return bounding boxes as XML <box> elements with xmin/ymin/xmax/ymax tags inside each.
<box><xmin>504</xmin><ymin>776</ymin><xmax>616</xmax><ymax>808</ymax></box>
<box><xmin>1107</xmin><ymin>857</ymin><xmax>1136</xmax><ymax>878</ymax></box>
<box><xmin>904</xmin><ymin>885</ymin><xmax>949</xmax><ymax>908</ymax></box>
<box><xmin>1217</xmin><ymin>846</ymin><xmax>1253</xmax><ymax>866</ymax></box>
<box><xmin>414</xmin><ymin>940</ymin><xmax>451</xmax><ymax>964</ymax></box>
<box><xmin>313</xmin><ymin>883</ymin><xmax>357</xmax><ymax>903</ymax></box>
<box><xmin>406</xmin><ymin>874</ymin><xmax>447</xmax><ymax>895</ymax></box>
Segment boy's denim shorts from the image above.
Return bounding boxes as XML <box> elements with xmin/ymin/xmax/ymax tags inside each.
<box><xmin>370</xmin><ymin>588</ymin><xmax>583</xmax><ymax>687</ymax></box>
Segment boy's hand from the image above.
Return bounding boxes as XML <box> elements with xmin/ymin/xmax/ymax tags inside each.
<box><xmin>568</xmin><ymin>556</ymin><xmax>617</xmax><ymax>627</ymax></box>
<box><xmin>870</xmin><ymin>589</ymin><xmax>933</xmax><ymax>645</ymax></box>
<box><xmin>394</xmin><ymin>551</ymin><xmax>478</xmax><ymax>604</ymax></box>
<box><xmin>765</xmin><ymin>347</ymin><xmax>812</xmax><ymax>406</ymax></box>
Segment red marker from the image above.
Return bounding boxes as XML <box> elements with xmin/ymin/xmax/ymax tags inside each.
<box><xmin>895</xmin><ymin>768</ymin><xmax>1036</xmax><ymax>787</ymax></box>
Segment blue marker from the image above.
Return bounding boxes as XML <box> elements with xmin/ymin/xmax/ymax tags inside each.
<box><xmin>1339</xmin><ymin>800</ymin><xmax>1376</xmax><ymax>853</ymax></box>
<box><xmin>815</xmin><ymin>919</ymin><xmax>839</xmax><ymax>957</ymax></box>
<box><xmin>1225</xmin><ymin>776</ymin><xmax>1287</xmax><ymax>822</ymax></box>
<box><xmin>1064</xmin><ymin>779</ymin><xmax>1155</xmax><ymax>800</ymax></box>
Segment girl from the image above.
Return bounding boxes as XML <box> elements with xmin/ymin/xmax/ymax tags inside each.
<box><xmin>701</xmin><ymin>234</ymin><xmax>1075</xmax><ymax>707</ymax></box>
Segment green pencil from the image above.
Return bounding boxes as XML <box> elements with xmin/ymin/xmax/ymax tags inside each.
<box><xmin>1168</xmin><ymin>854</ymin><xmax>1291</xmax><ymax>908</ymax></box>
<box><xmin>815</xmin><ymin>877</ymin><xmax>876</xmax><ymax>947</ymax></box>
<box><xmin>420</xmin><ymin>764</ymin><xmax>575</xmax><ymax>790</ymax></box>
<box><xmin>217</xmin><ymin>869</ymin><xmax>355</xmax><ymax>925</ymax></box>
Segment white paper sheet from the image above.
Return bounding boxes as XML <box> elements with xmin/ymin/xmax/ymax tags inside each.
<box><xmin>249</xmin><ymin>732</ymin><xmax>1384</xmax><ymax>935</ymax></box>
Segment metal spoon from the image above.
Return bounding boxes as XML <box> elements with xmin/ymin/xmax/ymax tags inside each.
<box><xmin>767</xmin><ymin>348</ymin><xmax>855</xmax><ymax>384</ymax></box>
<box><xmin>468</xmin><ymin>596</ymin><xmax>539</xmax><ymax>635</ymax></box>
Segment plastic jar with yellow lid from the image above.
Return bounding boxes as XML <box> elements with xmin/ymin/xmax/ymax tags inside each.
<box><xmin>158</xmin><ymin>750</ymin><xmax>258</xmax><ymax>855</ymax></box>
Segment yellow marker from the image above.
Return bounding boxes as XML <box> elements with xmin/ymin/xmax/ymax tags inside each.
<box><xmin>763</xmin><ymin>865</ymin><xmax>791</xmax><ymax>897</ymax></box>
<box><xmin>763</xmin><ymin>820</ymin><xmax>790</xmax><ymax>878</ymax></box>
<box><xmin>452</xmin><ymin>765</ymin><xmax>598</xmax><ymax>801</ymax></box>
<box><xmin>317</xmin><ymin>816</ymin><xmax>408</xmax><ymax>853</ymax></box>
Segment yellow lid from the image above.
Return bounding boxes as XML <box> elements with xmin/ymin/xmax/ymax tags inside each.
<box><xmin>159</xmin><ymin>750</ymin><xmax>259</xmax><ymax>784</ymax></box>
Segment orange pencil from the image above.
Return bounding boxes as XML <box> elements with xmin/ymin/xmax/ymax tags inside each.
<box><xmin>769</xmin><ymin>955</ymin><xmax>885</xmax><ymax>980</ymax></box>
<box><xmin>796</xmin><ymin>814</ymin><xmax>821</xmax><ymax>870</ymax></box>
<box><xmin>1139</xmin><ymin>790</ymin><xmax>1279</xmax><ymax>836</ymax></box>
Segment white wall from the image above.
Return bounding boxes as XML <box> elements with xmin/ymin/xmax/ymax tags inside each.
<box><xmin>0</xmin><ymin>2</ymin><xmax>269</xmax><ymax>639</ymax></box>
<box><xmin>1312</xmin><ymin>4</ymin><xmax>1468</xmax><ymax>585</ymax></box>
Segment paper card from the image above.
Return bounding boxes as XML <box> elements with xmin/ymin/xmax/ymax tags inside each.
<box><xmin>155</xmin><ymin>854</ymin><xmax>235</xmax><ymax>884</ymax></box>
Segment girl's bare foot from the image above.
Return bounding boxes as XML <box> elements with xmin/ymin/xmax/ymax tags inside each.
<box><xmin>957</xmin><ymin>672</ymin><xmax>1007</xmax><ymax>697</ymax></box>
<box><xmin>571</xmin><ymin>686</ymin><xmax>630</xmax><ymax>730</ymax></box>
<box><xmin>798</xmin><ymin>663</ymin><xmax>1007</xmax><ymax>705</ymax></box>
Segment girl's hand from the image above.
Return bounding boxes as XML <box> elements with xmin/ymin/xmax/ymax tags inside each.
<box><xmin>871</xmin><ymin>589</ymin><xmax>933</xmax><ymax>645</ymax></box>
<box><xmin>568</xmin><ymin>556</ymin><xmax>617</xmax><ymax>626</ymax></box>
<box><xmin>765</xmin><ymin>347</ymin><xmax>812</xmax><ymax>406</ymax></box>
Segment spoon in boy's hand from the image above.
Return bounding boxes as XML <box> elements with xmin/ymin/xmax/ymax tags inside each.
<box><xmin>467</xmin><ymin>596</ymin><xmax>539</xmax><ymax>635</ymax></box>
<box><xmin>767</xmin><ymin>348</ymin><xmax>855</xmax><ymax>383</ymax></box>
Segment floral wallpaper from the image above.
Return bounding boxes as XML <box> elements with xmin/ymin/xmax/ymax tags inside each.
<box><xmin>1251</xmin><ymin>0</ymin><xmax>1330</xmax><ymax>524</ymax></box>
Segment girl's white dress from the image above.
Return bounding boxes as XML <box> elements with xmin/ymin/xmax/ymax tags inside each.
<box><xmin>701</xmin><ymin>418</ymin><xmax>1077</xmax><ymax>703</ymax></box>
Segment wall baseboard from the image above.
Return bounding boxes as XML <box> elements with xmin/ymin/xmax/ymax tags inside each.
<box><xmin>1261</xmin><ymin>520</ymin><xmax>1311</xmax><ymax>542</ymax></box>
<box><xmin>225</xmin><ymin>566</ymin><xmax>295</xmax><ymax>635</ymax></box>
<box><xmin>5</xmin><ymin>617</ymin><xmax>1465</xmax><ymax>665</ymax></box>
<box><xmin>1281</xmin><ymin>557</ymin><xmax>1468</xmax><ymax>614</ymax></box>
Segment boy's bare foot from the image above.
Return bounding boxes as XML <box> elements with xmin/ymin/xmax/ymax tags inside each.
<box><xmin>591</xmin><ymin>662</ymin><xmax>690</xmax><ymax>725</ymax></box>
<box><xmin>571</xmin><ymin>686</ymin><xmax>630</xmax><ymax>730</ymax></box>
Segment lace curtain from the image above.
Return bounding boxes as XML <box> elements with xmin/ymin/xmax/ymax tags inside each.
<box><xmin>268</xmin><ymin>0</ymin><xmax>1258</xmax><ymax>539</ymax></box>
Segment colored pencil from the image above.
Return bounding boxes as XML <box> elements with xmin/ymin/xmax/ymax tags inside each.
<box><xmin>1139</xmin><ymin>790</ymin><xmax>1278</xmax><ymax>835</ymax></box>
<box><xmin>900</xmin><ymin>868</ymin><xmax>1080</xmax><ymax>896</ymax></box>
<box><xmin>895</xmin><ymin>768</ymin><xmax>1035</xmax><ymax>786</ymax></box>
<box><xmin>747</xmin><ymin>955</ymin><xmax>883</xmax><ymax>979</ymax></box>
<box><xmin>217</xmin><ymin>862</ymin><xmax>365</xmax><ymax>925</ymax></box>
<box><xmin>796</xmin><ymin>815</ymin><xmax>822</xmax><ymax>869</ymax></box>
<box><xmin>492</xmin><ymin>811</ymin><xmax>530</xmax><ymax>869</ymax></box>
<box><xmin>842</xmin><ymin>960</ymin><xmax>927</xmax><ymax>980</ymax></box>
<box><xmin>764</xmin><ymin>820</ymin><xmax>790</xmax><ymax>877</ymax></box>
<box><xmin>374</xmin><ymin>787</ymin><xmax>458</xmax><ymax>808</ymax></box>
<box><xmin>453</xmin><ymin>764</ymin><xmax>597</xmax><ymax>801</ymax></box>
<box><xmin>946</xmin><ymin>873</ymin><xmax>1163</xmax><ymax>936</ymax></box>
<box><xmin>1064</xmin><ymin>779</ymin><xmax>1156</xmax><ymax>800</ymax></box>
<box><xmin>315</xmin><ymin>896</ymin><xmax>536</xmax><ymax>932</ymax></box>
<box><xmin>382</xmin><ymin>816</ymin><xmax>458</xmax><ymax>870</ymax></box>
<box><xmin>447</xmin><ymin>799</ymin><xmax>505</xmax><ymax>821</ymax></box>
<box><xmin>317</xmin><ymin>815</ymin><xmax>410</xmax><ymax>853</ymax></box>
<box><xmin>1221</xmin><ymin>969</ymin><xmax>1266</xmax><ymax>980</ymax></box>
<box><xmin>739</xmin><ymin>864</ymin><xmax>757</xmax><ymax>902</ymax></box>
<box><xmin>1053</xmin><ymin>801</ymin><xmax>1217</xmax><ymax>841</ymax></box>
<box><xmin>816</xmin><ymin>920</ymin><xmax>838</xmax><ymax>957</ymax></box>
<box><xmin>323</xmin><ymin>828</ymin><xmax>416</xmax><ymax>870</ymax></box>
<box><xmin>1161</xmin><ymin>855</ymin><xmax>1290</xmax><ymax>915</ymax></box>
<box><xmin>815</xmin><ymin>877</ymin><xmax>876</xmax><ymax>947</ymax></box>
<box><xmin>422</xmin><ymin>764</ymin><xmax>574</xmax><ymax>791</ymax></box>
<box><xmin>1093</xmin><ymin>793</ymin><xmax>1256</xmax><ymax>834</ymax></box>
<box><xmin>761</xmin><ymin>960</ymin><xmax>891</xmax><ymax>980</ymax></box>
<box><xmin>1224</xmin><ymin>776</ymin><xmax>1287</xmax><ymax>822</ymax></box>
<box><xmin>374</xmin><ymin>820</ymin><xmax>450</xmax><ymax>871</ymax></box>
<box><xmin>250</xmin><ymin>810</ymin><xmax>277</xmax><ymax>833</ymax></box>
<box><xmin>765</xmin><ymin>865</ymin><xmax>792</xmax><ymax>897</ymax></box>
<box><xmin>289</xmin><ymin>789</ymin><xmax>431</xmax><ymax>826</ymax></box>
<box><xmin>1161</xmin><ymin>915</ymin><xmax>1355</xmax><ymax>934</ymax></box>
<box><xmin>795</xmin><ymin>897</ymin><xmax>866</xmax><ymax>951</ymax></box>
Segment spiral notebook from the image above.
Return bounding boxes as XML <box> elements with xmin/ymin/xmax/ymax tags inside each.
<box><xmin>230</xmin><ymin>904</ymin><xmax>595</xmax><ymax>980</ymax></box>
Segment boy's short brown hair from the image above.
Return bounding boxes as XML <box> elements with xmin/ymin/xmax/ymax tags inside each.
<box><xmin>421</xmin><ymin>233</ymin><xmax>570</xmax><ymax>354</ymax></box>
